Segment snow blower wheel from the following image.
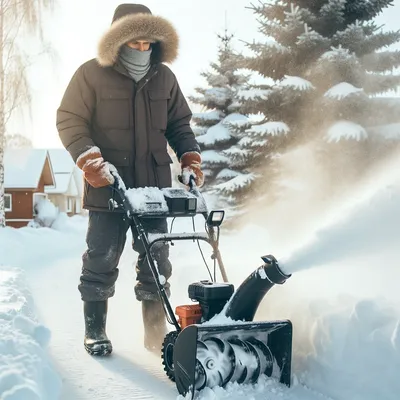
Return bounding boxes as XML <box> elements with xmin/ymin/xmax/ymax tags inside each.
<box><xmin>108</xmin><ymin>169</ymin><xmax>294</xmax><ymax>399</ymax></box>
<box><xmin>161</xmin><ymin>331</ymin><xmax>179</xmax><ymax>382</ymax></box>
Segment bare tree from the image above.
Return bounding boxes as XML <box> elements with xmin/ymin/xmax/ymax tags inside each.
<box><xmin>0</xmin><ymin>0</ymin><xmax>55</xmax><ymax>227</ymax></box>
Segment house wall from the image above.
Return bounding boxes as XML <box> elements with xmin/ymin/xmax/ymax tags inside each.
<box><xmin>5</xmin><ymin>175</ymin><xmax>47</xmax><ymax>228</ymax></box>
<box><xmin>48</xmin><ymin>193</ymin><xmax>81</xmax><ymax>216</ymax></box>
<box><xmin>5</xmin><ymin>190</ymin><xmax>34</xmax><ymax>228</ymax></box>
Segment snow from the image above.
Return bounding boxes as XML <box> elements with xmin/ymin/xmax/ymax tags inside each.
<box><xmin>0</xmin><ymin>266</ymin><xmax>61</xmax><ymax>399</ymax></box>
<box><xmin>368</xmin><ymin>122</ymin><xmax>400</xmax><ymax>140</ymax></box>
<box><xmin>204</xmin><ymin>87</ymin><xmax>231</xmax><ymax>106</ymax></box>
<box><xmin>214</xmin><ymin>173</ymin><xmax>256</xmax><ymax>193</ymax></box>
<box><xmin>237</xmin><ymin>88</ymin><xmax>271</xmax><ymax>100</ymax></box>
<box><xmin>222</xmin><ymin>113</ymin><xmax>248</xmax><ymax>124</ymax></box>
<box><xmin>201</xmin><ymin>150</ymin><xmax>230</xmax><ymax>164</ymax></box>
<box><xmin>125</xmin><ymin>187</ymin><xmax>169</xmax><ymax>213</ymax></box>
<box><xmin>197</xmin><ymin>122</ymin><xmax>232</xmax><ymax>146</ymax></box>
<box><xmin>44</xmin><ymin>173</ymin><xmax>75</xmax><ymax>195</ymax></box>
<box><xmin>325</xmin><ymin>120</ymin><xmax>368</xmax><ymax>142</ymax></box>
<box><xmin>247</xmin><ymin>121</ymin><xmax>290</xmax><ymax>137</ymax></box>
<box><xmin>324</xmin><ymin>82</ymin><xmax>363</xmax><ymax>99</ymax></box>
<box><xmin>319</xmin><ymin>46</ymin><xmax>353</xmax><ymax>61</ymax></box>
<box><xmin>45</xmin><ymin>149</ymin><xmax>80</xmax><ymax>195</ymax></box>
<box><xmin>47</xmin><ymin>149</ymin><xmax>74</xmax><ymax>174</ymax></box>
<box><xmin>215</xmin><ymin>169</ymin><xmax>240</xmax><ymax>180</ymax></box>
<box><xmin>4</xmin><ymin>149</ymin><xmax>50</xmax><ymax>189</ymax></box>
<box><xmin>279</xmin><ymin>76</ymin><xmax>314</xmax><ymax>91</ymax></box>
<box><xmin>1</xmin><ymin>145</ymin><xmax>400</xmax><ymax>400</ymax></box>
<box><xmin>193</xmin><ymin>110</ymin><xmax>224</xmax><ymax>122</ymax></box>
<box><xmin>197</xmin><ymin>114</ymin><xmax>250</xmax><ymax>146</ymax></box>
<box><xmin>278</xmin><ymin>156</ymin><xmax>400</xmax><ymax>275</ymax></box>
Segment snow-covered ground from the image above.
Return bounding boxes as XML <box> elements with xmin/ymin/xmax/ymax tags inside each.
<box><xmin>1</xmin><ymin>149</ymin><xmax>400</xmax><ymax>400</ymax></box>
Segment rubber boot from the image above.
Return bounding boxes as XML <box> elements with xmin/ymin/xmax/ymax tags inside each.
<box><xmin>83</xmin><ymin>300</ymin><xmax>113</xmax><ymax>356</ymax></box>
<box><xmin>142</xmin><ymin>299</ymin><xmax>168</xmax><ymax>354</ymax></box>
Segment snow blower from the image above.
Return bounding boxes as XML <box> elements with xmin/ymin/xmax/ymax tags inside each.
<box><xmin>109</xmin><ymin>168</ymin><xmax>293</xmax><ymax>399</ymax></box>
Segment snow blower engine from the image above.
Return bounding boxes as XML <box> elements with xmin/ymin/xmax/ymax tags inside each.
<box><xmin>109</xmin><ymin>169</ymin><xmax>293</xmax><ymax>399</ymax></box>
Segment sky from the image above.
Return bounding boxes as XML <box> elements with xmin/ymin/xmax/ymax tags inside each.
<box><xmin>8</xmin><ymin>0</ymin><xmax>400</xmax><ymax>148</ymax></box>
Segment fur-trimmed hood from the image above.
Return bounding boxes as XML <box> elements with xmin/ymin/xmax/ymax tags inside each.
<box><xmin>97</xmin><ymin>6</ymin><xmax>179</xmax><ymax>67</ymax></box>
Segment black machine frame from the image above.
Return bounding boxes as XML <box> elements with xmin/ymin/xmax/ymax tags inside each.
<box><xmin>109</xmin><ymin>170</ymin><xmax>228</xmax><ymax>332</ymax></box>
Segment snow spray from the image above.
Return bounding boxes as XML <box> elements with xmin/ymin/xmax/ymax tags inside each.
<box><xmin>277</xmin><ymin>160</ymin><xmax>400</xmax><ymax>275</ymax></box>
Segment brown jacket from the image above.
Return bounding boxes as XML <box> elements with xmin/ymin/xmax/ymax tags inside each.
<box><xmin>56</xmin><ymin>6</ymin><xmax>200</xmax><ymax>211</ymax></box>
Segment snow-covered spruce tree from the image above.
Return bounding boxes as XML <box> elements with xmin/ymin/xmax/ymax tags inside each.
<box><xmin>188</xmin><ymin>31</ymin><xmax>257</xmax><ymax>208</ymax></box>
<box><xmin>233</xmin><ymin>0</ymin><xmax>400</xmax><ymax>200</ymax></box>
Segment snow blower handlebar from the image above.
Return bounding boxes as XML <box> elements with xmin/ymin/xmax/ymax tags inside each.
<box><xmin>107</xmin><ymin>167</ymin><xmax>228</xmax><ymax>331</ymax></box>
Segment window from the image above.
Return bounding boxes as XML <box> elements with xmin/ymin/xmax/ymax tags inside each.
<box><xmin>4</xmin><ymin>194</ymin><xmax>12</xmax><ymax>212</ymax></box>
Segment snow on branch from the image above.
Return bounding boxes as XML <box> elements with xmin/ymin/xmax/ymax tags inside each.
<box><xmin>319</xmin><ymin>45</ymin><xmax>355</xmax><ymax>62</ymax></box>
<box><xmin>201</xmin><ymin>150</ymin><xmax>230</xmax><ymax>164</ymax></box>
<box><xmin>223</xmin><ymin>113</ymin><xmax>251</xmax><ymax>131</ymax></box>
<box><xmin>213</xmin><ymin>173</ymin><xmax>256</xmax><ymax>193</ymax></box>
<box><xmin>192</xmin><ymin>110</ymin><xmax>224</xmax><ymax>122</ymax></box>
<box><xmin>247</xmin><ymin>121</ymin><xmax>290</xmax><ymax>137</ymax></box>
<box><xmin>237</xmin><ymin>88</ymin><xmax>272</xmax><ymax>100</ymax></box>
<box><xmin>279</xmin><ymin>75</ymin><xmax>315</xmax><ymax>91</ymax></box>
<box><xmin>325</xmin><ymin>120</ymin><xmax>368</xmax><ymax>142</ymax></box>
<box><xmin>196</xmin><ymin>122</ymin><xmax>232</xmax><ymax>146</ymax></box>
<box><xmin>215</xmin><ymin>168</ymin><xmax>240</xmax><ymax>180</ymax></box>
<box><xmin>204</xmin><ymin>87</ymin><xmax>232</xmax><ymax>106</ymax></box>
<box><xmin>324</xmin><ymin>82</ymin><xmax>364</xmax><ymax>100</ymax></box>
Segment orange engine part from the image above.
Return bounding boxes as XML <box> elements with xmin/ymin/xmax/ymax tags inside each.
<box><xmin>175</xmin><ymin>304</ymin><xmax>202</xmax><ymax>328</ymax></box>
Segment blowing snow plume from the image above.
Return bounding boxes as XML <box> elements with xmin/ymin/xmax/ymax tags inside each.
<box><xmin>278</xmin><ymin>149</ymin><xmax>400</xmax><ymax>275</ymax></box>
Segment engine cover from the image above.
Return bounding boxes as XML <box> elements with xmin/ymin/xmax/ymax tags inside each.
<box><xmin>188</xmin><ymin>280</ymin><xmax>234</xmax><ymax>321</ymax></box>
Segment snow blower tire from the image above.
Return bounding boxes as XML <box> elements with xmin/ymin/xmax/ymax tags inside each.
<box><xmin>161</xmin><ymin>331</ymin><xmax>179</xmax><ymax>382</ymax></box>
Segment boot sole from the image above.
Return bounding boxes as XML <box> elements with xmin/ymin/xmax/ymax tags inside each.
<box><xmin>84</xmin><ymin>341</ymin><xmax>113</xmax><ymax>356</ymax></box>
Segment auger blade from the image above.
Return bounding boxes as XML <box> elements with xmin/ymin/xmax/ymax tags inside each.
<box><xmin>173</xmin><ymin>320</ymin><xmax>293</xmax><ymax>399</ymax></box>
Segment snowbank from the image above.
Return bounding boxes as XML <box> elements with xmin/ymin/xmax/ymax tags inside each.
<box><xmin>0</xmin><ymin>215</ymin><xmax>87</xmax><ymax>399</ymax></box>
<box><xmin>0</xmin><ymin>266</ymin><xmax>62</xmax><ymax>399</ymax></box>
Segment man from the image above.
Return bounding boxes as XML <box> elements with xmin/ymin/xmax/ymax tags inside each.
<box><xmin>56</xmin><ymin>3</ymin><xmax>204</xmax><ymax>356</ymax></box>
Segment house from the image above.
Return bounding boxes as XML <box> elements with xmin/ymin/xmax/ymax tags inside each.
<box><xmin>4</xmin><ymin>149</ymin><xmax>56</xmax><ymax>228</ymax></box>
<box><xmin>45</xmin><ymin>148</ymin><xmax>84</xmax><ymax>216</ymax></box>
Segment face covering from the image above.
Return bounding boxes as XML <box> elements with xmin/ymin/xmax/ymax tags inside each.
<box><xmin>119</xmin><ymin>45</ymin><xmax>152</xmax><ymax>82</ymax></box>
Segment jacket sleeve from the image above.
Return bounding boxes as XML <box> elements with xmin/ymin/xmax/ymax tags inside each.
<box><xmin>56</xmin><ymin>64</ymin><xmax>97</xmax><ymax>162</ymax></box>
<box><xmin>165</xmin><ymin>75</ymin><xmax>201</xmax><ymax>160</ymax></box>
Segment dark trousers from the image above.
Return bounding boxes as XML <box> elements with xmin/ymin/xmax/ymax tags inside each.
<box><xmin>79</xmin><ymin>211</ymin><xmax>172</xmax><ymax>302</ymax></box>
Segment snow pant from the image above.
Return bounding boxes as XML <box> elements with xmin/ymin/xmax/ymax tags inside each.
<box><xmin>78</xmin><ymin>211</ymin><xmax>172</xmax><ymax>302</ymax></box>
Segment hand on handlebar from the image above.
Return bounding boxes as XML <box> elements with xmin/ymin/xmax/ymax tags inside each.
<box><xmin>179</xmin><ymin>152</ymin><xmax>204</xmax><ymax>188</ymax></box>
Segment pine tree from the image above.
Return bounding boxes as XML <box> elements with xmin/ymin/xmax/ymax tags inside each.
<box><xmin>188</xmin><ymin>31</ymin><xmax>256</xmax><ymax>208</ymax></box>
<box><xmin>232</xmin><ymin>0</ymin><xmax>400</xmax><ymax>202</ymax></box>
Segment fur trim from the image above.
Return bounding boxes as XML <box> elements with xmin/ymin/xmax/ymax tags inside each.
<box><xmin>97</xmin><ymin>13</ymin><xmax>179</xmax><ymax>67</ymax></box>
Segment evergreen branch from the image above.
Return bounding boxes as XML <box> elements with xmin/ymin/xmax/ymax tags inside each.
<box><xmin>362</xmin><ymin>73</ymin><xmax>400</xmax><ymax>94</ymax></box>
<box><xmin>361</xmin><ymin>50</ymin><xmax>400</xmax><ymax>73</ymax></box>
<box><xmin>242</xmin><ymin>41</ymin><xmax>292</xmax><ymax>79</ymax></box>
<box><xmin>344</xmin><ymin>0</ymin><xmax>394</xmax><ymax>24</ymax></box>
<box><xmin>362</xmin><ymin>30</ymin><xmax>400</xmax><ymax>54</ymax></box>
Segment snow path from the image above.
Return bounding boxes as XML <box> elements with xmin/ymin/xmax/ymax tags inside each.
<box><xmin>23</xmin><ymin>222</ymin><xmax>330</xmax><ymax>400</ymax></box>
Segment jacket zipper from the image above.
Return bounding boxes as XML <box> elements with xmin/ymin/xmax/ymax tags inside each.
<box><xmin>133</xmin><ymin>69</ymin><xmax>159</xmax><ymax>187</ymax></box>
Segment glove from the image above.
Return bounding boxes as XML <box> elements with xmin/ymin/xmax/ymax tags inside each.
<box><xmin>180</xmin><ymin>151</ymin><xmax>204</xmax><ymax>188</ymax></box>
<box><xmin>76</xmin><ymin>147</ymin><xmax>115</xmax><ymax>188</ymax></box>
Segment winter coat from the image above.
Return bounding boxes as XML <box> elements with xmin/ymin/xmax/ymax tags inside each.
<box><xmin>56</xmin><ymin>6</ymin><xmax>200</xmax><ymax>211</ymax></box>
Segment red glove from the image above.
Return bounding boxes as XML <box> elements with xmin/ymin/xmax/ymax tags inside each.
<box><xmin>76</xmin><ymin>147</ymin><xmax>115</xmax><ymax>188</ymax></box>
<box><xmin>180</xmin><ymin>151</ymin><xmax>204</xmax><ymax>188</ymax></box>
